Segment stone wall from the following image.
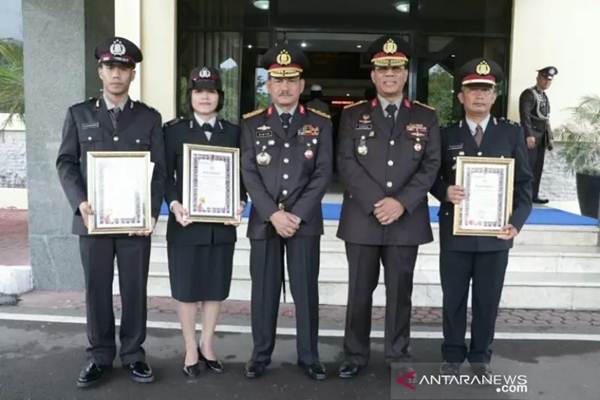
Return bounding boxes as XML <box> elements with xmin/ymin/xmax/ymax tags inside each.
<box><xmin>0</xmin><ymin>130</ymin><xmax>27</xmax><ymax>188</ymax></box>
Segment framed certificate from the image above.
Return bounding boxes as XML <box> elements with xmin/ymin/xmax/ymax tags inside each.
<box><xmin>453</xmin><ymin>156</ymin><xmax>515</xmax><ymax>236</ymax></box>
<box><xmin>86</xmin><ymin>151</ymin><xmax>153</xmax><ymax>235</ymax></box>
<box><xmin>182</xmin><ymin>144</ymin><xmax>241</xmax><ymax>224</ymax></box>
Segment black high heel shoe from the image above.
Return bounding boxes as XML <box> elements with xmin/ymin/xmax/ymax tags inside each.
<box><xmin>198</xmin><ymin>347</ymin><xmax>224</xmax><ymax>374</ymax></box>
<box><xmin>182</xmin><ymin>362</ymin><xmax>202</xmax><ymax>378</ymax></box>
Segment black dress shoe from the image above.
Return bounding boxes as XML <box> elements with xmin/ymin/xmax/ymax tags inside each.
<box><xmin>533</xmin><ymin>197</ymin><xmax>549</xmax><ymax>204</ymax></box>
<box><xmin>198</xmin><ymin>347</ymin><xmax>224</xmax><ymax>374</ymax></box>
<box><xmin>338</xmin><ymin>361</ymin><xmax>363</xmax><ymax>379</ymax></box>
<box><xmin>298</xmin><ymin>361</ymin><xmax>327</xmax><ymax>380</ymax></box>
<box><xmin>471</xmin><ymin>362</ymin><xmax>492</xmax><ymax>380</ymax></box>
<box><xmin>244</xmin><ymin>360</ymin><xmax>267</xmax><ymax>379</ymax></box>
<box><xmin>77</xmin><ymin>362</ymin><xmax>111</xmax><ymax>388</ymax></box>
<box><xmin>124</xmin><ymin>361</ymin><xmax>155</xmax><ymax>383</ymax></box>
<box><xmin>182</xmin><ymin>362</ymin><xmax>202</xmax><ymax>378</ymax></box>
<box><xmin>439</xmin><ymin>361</ymin><xmax>461</xmax><ymax>376</ymax></box>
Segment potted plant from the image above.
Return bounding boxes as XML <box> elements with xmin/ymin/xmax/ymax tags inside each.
<box><xmin>558</xmin><ymin>95</ymin><xmax>600</xmax><ymax>219</ymax></box>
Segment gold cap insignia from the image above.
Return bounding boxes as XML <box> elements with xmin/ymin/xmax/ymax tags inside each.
<box><xmin>476</xmin><ymin>60</ymin><xmax>491</xmax><ymax>75</ymax></box>
<box><xmin>382</xmin><ymin>39</ymin><xmax>398</xmax><ymax>54</ymax></box>
<box><xmin>276</xmin><ymin>50</ymin><xmax>292</xmax><ymax>66</ymax></box>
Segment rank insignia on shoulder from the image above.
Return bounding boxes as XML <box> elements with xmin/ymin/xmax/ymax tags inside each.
<box><xmin>165</xmin><ymin>117</ymin><xmax>184</xmax><ymax>127</ymax></box>
<box><xmin>299</xmin><ymin>124</ymin><xmax>320</xmax><ymax>136</ymax></box>
<box><xmin>243</xmin><ymin>108</ymin><xmax>265</xmax><ymax>119</ymax></box>
<box><xmin>406</xmin><ymin>123</ymin><xmax>428</xmax><ymax>138</ymax></box>
<box><xmin>344</xmin><ymin>100</ymin><xmax>367</xmax><ymax>109</ymax></box>
<box><xmin>307</xmin><ymin>107</ymin><xmax>331</xmax><ymax>119</ymax></box>
<box><xmin>255</xmin><ymin>124</ymin><xmax>273</xmax><ymax>137</ymax></box>
<box><xmin>412</xmin><ymin>100</ymin><xmax>435</xmax><ymax>110</ymax></box>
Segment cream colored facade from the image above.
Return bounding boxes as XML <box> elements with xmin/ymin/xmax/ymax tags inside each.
<box><xmin>508</xmin><ymin>0</ymin><xmax>600</xmax><ymax>127</ymax></box>
<box><xmin>115</xmin><ymin>0</ymin><xmax>600</xmax><ymax>128</ymax></box>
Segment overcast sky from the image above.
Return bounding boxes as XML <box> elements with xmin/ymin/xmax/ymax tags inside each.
<box><xmin>0</xmin><ymin>0</ymin><xmax>23</xmax><ymax>41</ymax></box>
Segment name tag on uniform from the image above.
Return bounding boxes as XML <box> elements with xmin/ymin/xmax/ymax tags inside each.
<box><xmin>406</xmin><ymin>123</ymin><xmax>428</xmax><ymax>138</ymax></box>
<box><xmin>81</xmin><ymin>122</ymin><xmax>100</xmax><ymax>129</ymax></box>
<box><xmin>255</xmin><ymin>124</ymin><xmax>273</xmax><ymax>137</ymax></box>
<box><xmin>448</xmin><ymin>143</ymin><xmax>464</xmax><ymax>150</ymax></box>
<box><xmin>355</xmin><ymin>114</ymin><xmax>372</xmax><ymax>130</ymax></box>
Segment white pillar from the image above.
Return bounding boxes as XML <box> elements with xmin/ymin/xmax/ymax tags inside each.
<box><xmin>508</xmin><ymin>0</ymin><xmax>600</xmax><ymax>127</ymax></box>
<box><xmin>114</xmin><ymin>0</ymin><xmax>142</xmax><ymax>100</ymax></box>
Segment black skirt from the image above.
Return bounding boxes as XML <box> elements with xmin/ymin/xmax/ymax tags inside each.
<box><xmin>167</xmin><ymin>242</ymin><xmax>234</xmax><ymax>302</ymax></box>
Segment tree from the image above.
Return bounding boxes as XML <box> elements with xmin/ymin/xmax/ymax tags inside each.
<box><xmin>0</xmin><ymin>39</ymin><xmax>24</xmax><ymax>129</ymax></box>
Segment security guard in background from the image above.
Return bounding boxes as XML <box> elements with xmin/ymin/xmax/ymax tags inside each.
<box><xmin>56</xmin><ymin>37</ymin><xmax>166</xmax><ymax>387</ymax></box>
<box><xmin>240</xmin><ymin>43</ymin><xmax>333</xmax><ymax>380</ymax></box>
<box><xmin>336</xmin><ymin>35</ymin><xmax>441</xmax><ymax>378</ymax></box>
<box><xmin>430</xmin><ymin>59</ymin><xmax>532</xmax><ymax>377</ymax></box>
<box><xmin>519</xmin><ymin>66</ymin><xmax>558</xmax><ymax>204</ymax></box>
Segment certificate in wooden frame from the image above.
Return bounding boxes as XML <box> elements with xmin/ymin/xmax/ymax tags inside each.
<box><xmin>86</xmin><ymin>151</ymin><xmax>152</xmax><ymax>235</ymax></box>
<box><xmin>453</xmin><ymin>156</ymin><xmax>515</xmax><ymax>236</ymax></box>
<box><xmin>182</xmin><ymin>144</ymin><xmax>241</xmax><ymax>224</ymax></box>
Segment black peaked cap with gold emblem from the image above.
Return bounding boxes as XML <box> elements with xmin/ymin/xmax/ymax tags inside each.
<box><xmin>94</xmin><ymin>36</ymin><xmax>143</xmax><ymax>67</ymax></box>
<box><xmin>537</xmin><ymin>66</ymin><xmax>558</xmax><ymax>80</ymax></box>
<box><xmin>367</xmin><ymin>35</ymin><xmax>411</xmax><ymax>67</ymax></box>
<box><xmin>188</xmin><ymin>66</ymin><xmax>222</xmax><ymax>91</ymax></box>
<box><xmin>261</xmin><ymin>43</ymin><xmax>309</xmax><ymax>78</ymax></box>
<box><xmin>458</xmin><ymin>58</ymin><xmax>504</xmax><ymax>86</ymax></box>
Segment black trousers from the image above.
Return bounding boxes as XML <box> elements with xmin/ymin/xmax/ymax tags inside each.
<box><xmin>79</xmin><ymin>235</ymin><xmax>151</xmax><ymax>366</ymax></box>
<box><xmin>343</xmin><ymin>243</ymin><xmax>418</xmax><ymax>366</ymax></box>
<box><xmin>528</xmin><ymin>142</ymin><xmax>546</xmax><ymax>199</ymax></box>
<box><xmin>440</xmin><ymin>250</ymin><xmax>509</xmax><ymax>364</ymax></box>
<box><xmin>249</xmin><ymin>235</ymin><xmax>321</xmax><ymax>365</ymax></box>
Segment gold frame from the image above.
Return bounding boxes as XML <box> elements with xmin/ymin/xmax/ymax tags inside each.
<box><xmin>86</xmin><ymin>151</ymin><xmax>152</xmax><ymax>235</ymax></box>
<box><xmin>182</xmin><ymin>144</ymin><xmax>241</xmax><ymax>224</ymax></box>
<box><xmin>453</xmin><ymin>156</ymin><xmax>515</xmax><ymax>236</ymax></box>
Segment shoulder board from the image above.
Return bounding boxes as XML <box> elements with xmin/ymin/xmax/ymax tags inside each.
<box><xmin>412</xmin><ymin>100</ymin><xmax>435</xmax><ymax>111</ymax></box>
<box><xmin>499</xmin><ymin>117</ymin><xmax>520</xmax><ymax>126</ymax></box>
<box><xmin>164</xmin><ymin>117</ymin><xmax>185</xmax><ymax>127</ymax></box>
<box><xmin>307</xmin><ymin>107</ymin><xmax>331</xmax><ymax>119</ymax></box>
<box><xmin>243</xmin><ymin>108</ymin><xmax>265</xmax><ymax>119</ymax></box>
<box><xmin>343</xmin><ymin>100</ymin><xmax>367</xmax><ymax>110</ymax></box>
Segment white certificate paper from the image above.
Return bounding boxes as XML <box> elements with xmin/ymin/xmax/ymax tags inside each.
<box><xmin>189</xmin><ymin>149</ymin><xmax>234</xmax><ymax>217</ymax></box>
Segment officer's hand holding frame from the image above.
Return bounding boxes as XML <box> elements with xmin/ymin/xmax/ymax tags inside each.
<box><xmin>453</xmin><ymin>156</ymin><xmax>515</xmax><ymax>237</ymax></box>
<box><xmin>86</xmin><ymin>151</ymin><xmax>153</xmax><ymax>235</ymax></box>
<box><xmin>182</xmin><ymin>144</ymin><xmax>241</xmax><ymax>224</ymax></box>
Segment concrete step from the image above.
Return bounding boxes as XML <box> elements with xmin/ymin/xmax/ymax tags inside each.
<box><xmin>152</xmin><ymin>218</ymin><xmax>599</xmax><ymax>247</ymax></box>
<box><xmin>147</xmin><ymin>241</ymin><xmax>600</xmax><ymax>274</ymax></box>
<box><xmin>114</xmin><ymin>268</ymin><xmax>600</xmax><ymax>310</ymax></box>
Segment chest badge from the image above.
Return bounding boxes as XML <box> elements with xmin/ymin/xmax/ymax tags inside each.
<box><xmin>256</xmin><ymin>145</ymin><xmax>272</xmax><ymax>166</ymax></box>
<box><xmin>406</xmin><ymin>123</ymin><xmax>428</xmax><ymax>138</ymax></box>
<box><xmin>256</xmin><ymin>124</ymin><xmax>273</xmax><ymax>138</ymax></box>
<box><xmin>304</xmin><ymin>149</ymin><xmax>314</xmax><ymax>160</ymax></box>
<box><xmin>299</xmin><ymin>124</ymin><xmax>320</xmax><ymax>136</ymax></box>
<box><xmin>357</xmin><ymin>135</ymin><xmax>368</xmax><ymax>156</ymax></box>
<box><xmin>414</xmin><ymin>143</ymin><xmax>422</xmax><ymax>152</ymax></box>
<box><xmin>356</xmin><ymin>114</ymin><xmax>373</xmax><ymax>130</ymax></box>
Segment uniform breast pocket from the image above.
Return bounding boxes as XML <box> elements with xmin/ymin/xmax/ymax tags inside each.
<box><xmin>77</xmin><ymin>129</ymin><xmax>103</xmax><ymax>151</ymax></box>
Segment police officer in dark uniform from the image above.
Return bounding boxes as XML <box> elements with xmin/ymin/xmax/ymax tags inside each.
<box><xmin>336</xmin><ymin>35</ymin><xmax>441</xmax><ymax>378</ymax></box>
<box><xmin>240</xmin><ymin>44</ymin><xmax>333</xmax><ymax>380</ymax></box>
<box><xmin>519</xmin><ymin>66</ymin><xmax>558</xmax><ymax>204</ymax></box>
<box><xmin>431</xmin><ymin>59</ymin><xmax>533</xmax><ymax>377</ymax></box>
<box><xmin>163</xmin><ymin>66</ymin><xmax>247</xmax><ymax>377</ymax></box>
<box><xmin>56</xmin><ymin>36</ymin><xmax>166</xmax><ymax>387</ymax></box>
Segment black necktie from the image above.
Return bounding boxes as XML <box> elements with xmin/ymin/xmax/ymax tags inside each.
<box><xmin>385</xmin><ymin>104</ymin><xmax>398</xmax><ymax>120</ymax></box>
<box><xmin>109</xmin><ymin>107</ymin><xmax>120</xmax><ymax>129</ymax></box>
<box><xmin>280</xmin><ymin>112</ymin><xmax>292</xmax><ymax>132</ymax></box>
<box><xmin>474</xmin><ymin>124</ymin><xmax>484</xmax><ymax>147</ymax></box>
<box><xmin>201</xmin><ymin>123</ymin><xmax>214</xmax><ymax>132</ymax></box>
